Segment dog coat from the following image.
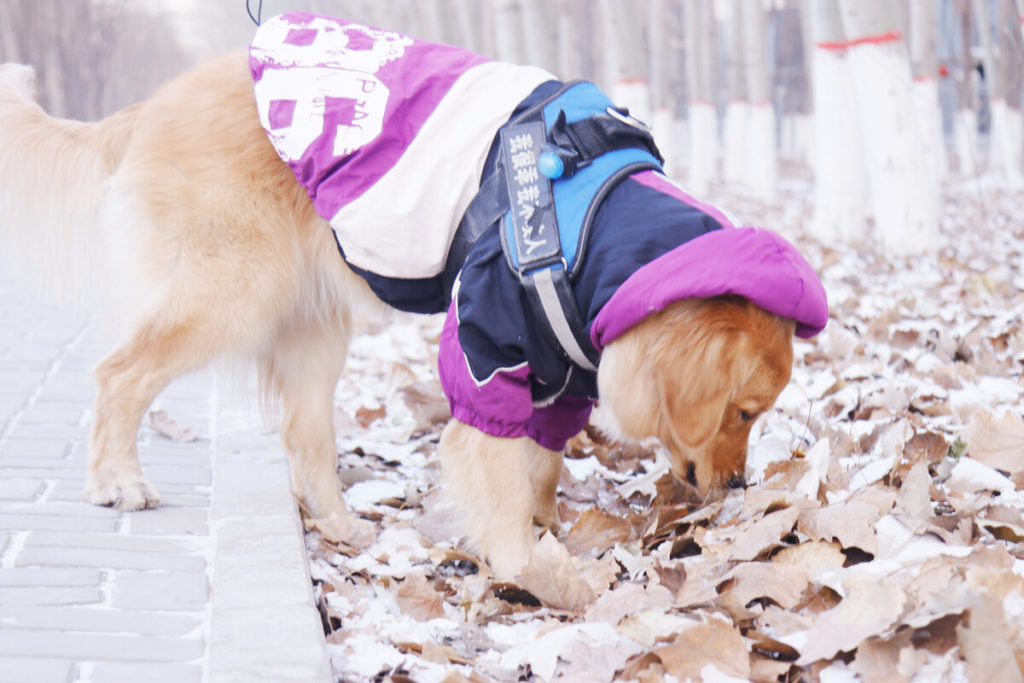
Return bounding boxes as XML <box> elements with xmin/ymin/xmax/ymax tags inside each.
<box><xmin>250</xmin><ymin>13</ymin><xmax>829</xmax><ymax>451</ymax></box>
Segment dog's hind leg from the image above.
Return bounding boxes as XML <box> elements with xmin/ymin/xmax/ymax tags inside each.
<box><xmin>263</xmin><ymin>314</ymin><xmax>374</xmax><ymax>546</ymax></box>
<box><xmin>87</xmin><ymin>312</ymin><xmax>224</xmax><ymax>510</ymax></box>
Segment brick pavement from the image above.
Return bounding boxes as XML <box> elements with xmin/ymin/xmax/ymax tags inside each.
<box><xmin>0</xmin><ymin>276</ymin><xmax>331</xmax><ymax>682</ymax></box>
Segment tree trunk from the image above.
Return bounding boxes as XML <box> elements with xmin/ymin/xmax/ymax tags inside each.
<box><xmin>598</xmin><ymin>0</ymin><xmax>651</xmax><ymax>124</ymax></box>
<box><xmin>722</xmin><ymin>0</ymin><xmax>750</xmax><ymax>187</ymax></box>
<box><xmin>909</xmin><ymin>0</ymin><xmax>949</xmax><ymax>182</ymax></box>
<box><xmin>838</xmin><ymin>0</ymin><xmax>938</xmax><ymax>253</ymax></box>
<box><xmin>954</xmin><ymin>0</ymin><xmax>979</xmax><ymax>176</ymax></box>
<box><xmin>983</xmin><ymin>0</ymin><xmax>1024</xmax><ymax>180</ymax></box>
<box><xmin>491</xmin><ymin>0</ymin><xmax>525</xmax><ymax>64</ymax></box>
<box><xmin>809</xmin><ymin>0</ymin><xmax>866</xmax><ymax>243</ymax></box>
<box><xmin>684</xmin><ymin>0</ymin><xmax>718</xmax><ymax>194</ymax></box>
<box><xmin>741</xmin><ymin>0</ymin><xmax>778</xmax><ymax>202</ymax></box>
<box><xmin>519</xmin><ymin>0</ymin><xmax>559</xmax><ymax>74</ymax></box>
<box><xmin>648</xmin><ymin>0</ymin><xmax>680</xmax><ymax>176</ymax></box>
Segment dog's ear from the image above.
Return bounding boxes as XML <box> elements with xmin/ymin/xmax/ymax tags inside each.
<box><xmin>653</xmin><ymin>301</ymin><xmax>751</xmax><ymax>449</ymax></box>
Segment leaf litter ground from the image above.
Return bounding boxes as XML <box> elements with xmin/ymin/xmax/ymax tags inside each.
<box><xmin>304</xmin><ymin>174</ymin><xmax>1024</xmax><ymax>682</ymax></box>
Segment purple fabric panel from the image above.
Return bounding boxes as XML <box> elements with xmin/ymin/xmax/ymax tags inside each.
<box><xmin>438</xmin><ymin>303</ymin><xmax>535</xmax><ymax>439</ymax></box>
<box><xmin>525</xmin><ymin>396</ymin><xmax>593</xmax><ymax>451</ymax></box>
<box><xmin>284</xmin><ymin>28</ymin><xmax>318</xmax><ymax>46</ymax></box>
<box><xmin>590</xmin><ymin>228</ymin><xmax>829</xmax><ymax>349</ymax></box>
<box><xmin>631</xmin><ymin>170</ymin><xmax>739</xmax><ymax>229</ymax></box>
<box><xmin>252</xmin><ymin>12</ymin><xmax>489</xmax><ymax>219</ymax></box>
<box><xmin>267</xmin><ymin>99</ymin><xmax>296</xmax><ymax>129</ymax></box>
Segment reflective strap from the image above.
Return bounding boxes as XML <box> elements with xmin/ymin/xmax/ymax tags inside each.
<box><xmin>528</xmin><ymin>268</ymin><xmax>598</xmax><ymax>373</ymax></box>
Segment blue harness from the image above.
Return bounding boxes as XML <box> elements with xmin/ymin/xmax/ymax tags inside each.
<box><xmin>448</xmin><ymin>81</ymin><xmax>663</xmax><ymax>371</ymax></box>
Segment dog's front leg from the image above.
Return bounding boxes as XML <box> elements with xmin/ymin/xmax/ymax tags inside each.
<box><xmin>268</xmin><ymin>318</ymin><xmax>375</xmax><ymax>547</ymax></box>
<box><xmin>439</xmin><ymin>421</ymin><xmax>561</xmax><ymax>579</ymax></box>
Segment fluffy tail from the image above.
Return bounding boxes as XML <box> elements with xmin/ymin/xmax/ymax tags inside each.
<box><xmin>0</xmin><ymin>63</ymin><xmax>142</xmax><ymax>303</ymax></box>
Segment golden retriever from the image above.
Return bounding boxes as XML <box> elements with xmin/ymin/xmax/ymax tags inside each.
<box><xmin>0</xmin><ymin>50</ymin><xmax>813</xmax><ymax>578</ymax></box>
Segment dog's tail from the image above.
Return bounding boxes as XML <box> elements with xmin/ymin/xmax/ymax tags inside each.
<box><xmin>0</xmin><ymin>63</ymin><xmax>142</xmax><ymax>303</ymax></box>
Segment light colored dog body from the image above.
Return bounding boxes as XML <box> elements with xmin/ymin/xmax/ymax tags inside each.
<box><xmin>1</xmin><ymin>53</ymin><xmax>805</xmax><ymax>578</ymax></box>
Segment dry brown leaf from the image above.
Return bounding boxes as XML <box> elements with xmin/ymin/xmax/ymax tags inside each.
<box><xmin>721</xmin><ymin>561</ymin><xmax>810</xmax><ymax>609</ymax></box>
<box><xmin>355</xmin><ymin>404</ymin><xmax>388</xmax><ymax>427</ymax></box>
<box><xmin>773</xmin><ymin>540</ymin><xmax>846</xmax><ymax>571</ymax></box>
<box><xmin>395</xmin><ymin>573</ymin><xmax>446</xmax><ymax>621</ymax></box>
<box><xmin>719</xmin><ymin>504</ymin><xmax>802</xmax><ymax>561</ymax></box>
<box><xmin>565</xmin><ymin>507</ymin><xmax>633</xmax><ymax>557</ymax></box>
<box><xmin>795</xmin><ymin>575</ymin><xmax>907</xmax><ymax>665</ymax></box>
<box><xmin>305</xmin><ymin>511</ymin><xmax>376</xmax><ymax>547</ymax></box>
<box><xmin>515</xmin><ymin>533</ymin><xmax>596</xmax><ymax>611</ymax></box>
<box><xmin>967</xmin><ymin>411</ymin><xmax>1024</xmax><ymax>475</ymax></box>
<box><xmin>583</xmin><ymin>581</ymin><xmax>672</xmax><ymax>625</ymax></box>
<box><xmin>958</xmin><ymin>595</ymin><xmax>1024</xmax><ymax>683</ymax></box>
<box><xmin>896</xmin><ymin>462</ymin><xmax>934</xmax><ymax>519</ymax></box>
<box><xmin>398</xmin><ymin>380</ymin><xmax>450</xmax><ymax>427</ymax></box>
<box><xmin>655</xmin><ymin>617</ymin><xmax>751</xmax><ymax>680</ymax></box>
<box><xmin>798</xmin><ymin>501</ymin><xmax>878</xmax><ymax>553</ymax></box>
<box><xmin>149</xmin><ymin>409</ymin><xmax>198</xmax><ymax>442</ymax></box>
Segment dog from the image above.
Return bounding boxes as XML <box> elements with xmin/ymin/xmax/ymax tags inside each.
<box><xmin>0</xmin><ymin>13</ymin><xmax>826</xmax><ymax>578</ymax></box>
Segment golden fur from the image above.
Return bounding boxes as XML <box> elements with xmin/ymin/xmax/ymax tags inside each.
<box><xmin>0</xmin><ymin>54</ymin><xmax>796</xmax><ymax>578</ymax></box>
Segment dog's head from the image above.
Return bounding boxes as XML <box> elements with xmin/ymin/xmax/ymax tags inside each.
<box><xmin>597</xmin><ymin>295</ymin><xmax>795</xmax><ymax>495</ymax></box>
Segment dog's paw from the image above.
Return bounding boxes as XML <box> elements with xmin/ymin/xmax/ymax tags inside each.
<box><xmin>485</xmin><ymin>540</ymin><xmax>534</xmax><ymax>581</ymax></box>
<box><xmin>86</xmin><ymin>473</ymin><xmax>160</xmax><ymax>510</ymax></box>
<box><xmin>307</xmin><ymin>511</ymin><xmax>376</xmax><ymax>547</ymax></box>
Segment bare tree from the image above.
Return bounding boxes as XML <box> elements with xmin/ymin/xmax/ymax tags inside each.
<box><xmin>684</xmin><ymin>0</ymin><xmax>718</xmax><ymax>194</ymax></box>
<box><xmin>909</xmin><ymin>0</ymin><xmax>949</xmax><ymax>182</ymax></box>
<box><xmin>741</xmin><ymin>0</ymin><xmax>778</xmax><ymax>202</ymax></box>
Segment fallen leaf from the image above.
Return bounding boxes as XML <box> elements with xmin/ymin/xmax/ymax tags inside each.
<box><xmin>398</xmin><ymin>379</ymin><xmax>450</xmax><ymax>427</ymax></box>
<box><xmin>720</xmin><ymin>561</ymin><xmax>809</xmax><ymax>609</ymax></box>
<box><xmin>773</xmin><ymin>540</ymin><xmax>846</xmax><ymax>572</ymax></box>
<box><xmin>655</xmin><ymin>617</ymin><xmax>750</xmax><ymax>680</ymax></box>
<box><xmin>149</xmin><ymin>409</ymin><xmax>198</xmax><ymax>442</ymax></box>
<box><xmin>958</xmin><ymin>595</ymin><xmax>1024</xmax><ymax>683</ymax></box>
<box><xmin>395</xmin><ymin>573</ymin><xmax>446</xmax><ymax>621</ymax></box>
<box><xmin>719</xmin><ymin>504</ymin><xmax>802</xmax><ymax>561</ymax></box>
<box><xmin>794</xmin><ymin>575</ymin><xmax>907</xmax><ymax>665</ymax></box>
<box><xmin>967</xmin><ymin>410</ymin><xmax>1024</xmax><ymax>476</ymax></box>
<box><xmin>798</xmin><ymin>501</ymin><xmax>879</xmax><ymax>554</ymax></box>
<box><xmin>584</xmin><ymin>581</ymin><xmax>672</xmax><ymax>625</ymax></box>
<box><xmin>565</xmin><ymin>507</ymin><xmax>633</xmax><ymax>557</ymax></box>
<box><xmin>355</xmin><ymin>404</ymin><xmax>388</xmax><ymax>427</ymax></box>
<box><xmin>305</xmin><ymin>511</ymin><xmax>376</xmax><ymax>547</ymax></box>
<box><xmin>515</xmin><ymin>533</ymin><xmax>596</xmax><ymax>611</ymax></box>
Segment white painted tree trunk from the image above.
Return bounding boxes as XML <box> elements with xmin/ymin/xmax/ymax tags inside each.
<box><xmin>838</xmin><ymin>0</ymin><xmax>938</xmax><ymax>253</ymax></box>
<box><xmin>648</xmin><ymin>0</ymin><xmax>678</xmax><ymax>176</ymax></box>
<box><xmin>685</xmin><ymin>0</ymin><xmax>718</xmax><ymax>194</ymax></box>
<box><xmin>983</xmin><ymin>0</ymin><xmax>1024</xmax><ymax>182</ymax></box>
<box><xmin>953</xmin><ymin>1</ymin><xmax>979</xmax><ymax>176</ymax></box>
<box><xmin>722</xmin><ymin>0</ymin><xmax>748</xmax><ymax>186</ymax></box>
<box><xmin>491</xmin><ymin>0</ymin><xmax>525</xmax><ymax>65</ymax></box>
<box><xmin>908</xmin><ymin>0</ymin><xmax>949</xmax><ymax>182</ymax></box>
<box><xmin>741</xmin><ymin>0</ymin><xmax>777</xmax><ymax>202</ymax></box>
<box><xmin>809</xmin><ymin>0</ymin><xmax>866</xmax><ymax>243</ymax></box>
<box><xmin>599</xmin><ymin>0</ymin><xmax>651</xmax><ymax>125</ymax></box>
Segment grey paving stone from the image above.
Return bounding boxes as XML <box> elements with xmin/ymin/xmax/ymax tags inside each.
<box><xmin>0</xmin><ymin>479</ymin><xmax>45</xmax><ymax>502</ymax></box>
<box><xmin>126</xmin><ymin>507</ymin><xmax>208</xmax><ymax>536</ymax></box>
<box><xmin>2</xmin><ymin>502</ymin><xmax>120</xmax><ymax>519</ymax></box>
<box><xmin>209</xmin><ymin>605</ymin><xmax>330</xmax><ymax>683</ymax></box>
<box><xmin>0</xmin><ymin>605</ymin><xmax>201</xmax><ymax>637</ymax></box>
<box><xmin>0</xmin><ymin>513</ymin><xmax>117</xmax><ymax>533</ymax></box>
<box><xmin>144</xmin><ymin>464</ymin><xmax>211</xmax><ymax>486</ymax></box>
<box><xmin>0</xmin><ymin>439</ymin><xmax>76</xmax><ymax>459</ymax></box>
<box><xmin>0</xmin><ymin>656</ymin><xmax>72</xmax><ymax>683</ymax></box>
<box><xmin>112</xmin><ymin>570</ymin><xmax>209</xmax><ymax>611</ymax></box>
<box><xmin>16</xmin><ymin>546</ymin><xmax>206</xmax><ymax>572</ymax></box>
<box><xmin>0</xmin><ymin>586</ymin><xmax>102</xmax><ymax>606</ymax></box>
<box><xmin>0</xmin><ymin>629</ymin><xmax>204</xmax><ymax>662</ymax></box>
<box><xmin>0</xmin><ymin>567</ymin><xmax>102</xmax><ymax>586</ymax></box>
<box><xmin>91</xmin><ymin>662</ymin><xmax>202</xmax><ymax>683</ymax></box>
<box><xmin>25</xmin><ymin>531</ymin><xmax>202</xmax><ymax>555</ymax></box>
<box><xmin>0</xmin><ymin>532</ymin><xmax>9</xmax><ymax>555</ymax></box>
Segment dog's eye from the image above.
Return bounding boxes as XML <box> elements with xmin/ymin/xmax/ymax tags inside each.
<box><xmin>739</xmin><ymin>410</ymin><xmax>756</xmax><ymax>422</ymax></box>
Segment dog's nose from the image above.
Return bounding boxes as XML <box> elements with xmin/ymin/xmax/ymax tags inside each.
<box><xmin>726</xmin><ymin>474</ymin><xmax>747</xmax><ymax>490</ymax></box>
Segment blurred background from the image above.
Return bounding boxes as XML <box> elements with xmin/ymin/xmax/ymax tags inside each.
<box><xmin>1</xmin><ymin>0</ymin><xmax>1021</xmax><ymax>248</ymax></box>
